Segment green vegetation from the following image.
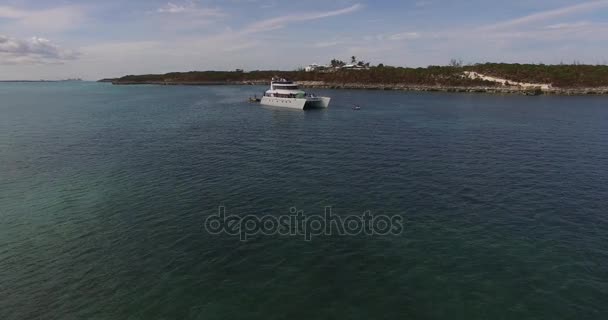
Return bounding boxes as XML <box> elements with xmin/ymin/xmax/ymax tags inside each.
<box><xmin>115</xmin><ymin>67</ymin><xmax>494</xmax><ymax>87</ymax></box>
<box><xmin>113</xmin><ymin>63</ymin><xmax>608</xmax><ymax>88</ymax></box>
<box><xmin>462</xmin><ymin>63</ymin><xmax>608</xmax><ymax>87</ymax></box>
<box><xmin>330</xmin><ymin>59</ymin><xmax>346</xmax><ymax>68</ymax></box>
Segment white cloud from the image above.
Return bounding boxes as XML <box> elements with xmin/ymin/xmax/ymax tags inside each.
<box><xmin>4</xmin><ymin>1</ymin><xmax>608</xmax><ymax>79</ymax></box>
<box><xmin>314</xmin><ymin>41</ymin><xmax>343</xmax><ymax>48</ymax></box>
<box><xmin>243</xmin><ymin>4</ymin><xmax>362</xmax><ymax>34</ymax></box>
<box><xmin>0</xmin><ymin>5</ymin><xmax>85</xmax><ymax>33</ymax></box>
<box><xmin>158</xmin><ymin>2</ymin><xmax>189</xmax><ymax>13</ymax></box>
<box><xmin>482</xmin><ymin>0</ymin><xmax>608</xmax><ymax>30</ymax></box>
<box><xmin>0</xmin><ymin>35</ymin><xmax>79</xmax><ymax>65</ymax></box>
<box><xmin>544</xmin><ymin>21</ymin><xmax>592</xmax><ymax>30</ymax></box>
<box><xmin>0</xmin><ymin>6</ymin><xmax>27</xmax><ymax>18</ymax></box>
<box><xmin>156</xmin><ymin>1</ymin><xmax>224</xmax><ymax>17</ymax></box>
<box><xmin>389</xmin><ymin>32</ymin><xmax>421</xmax><ymax>41</ymax></box>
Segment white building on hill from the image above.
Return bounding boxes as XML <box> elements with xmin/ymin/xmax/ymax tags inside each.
<box><xmin>305</xmin><ymin>64</ymin><xmax>328</xmax><ymax>72</ymax></box>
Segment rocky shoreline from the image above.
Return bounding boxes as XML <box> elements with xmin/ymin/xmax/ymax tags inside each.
<box><xmin>109</xmin><ymin>80</ymin><xmax>608</xmax><ymax>96</ymax></box>
<box><xmin>297</xmin><ymin>81</ymin><xmax>608</xmax><ymax>95</ymax></box>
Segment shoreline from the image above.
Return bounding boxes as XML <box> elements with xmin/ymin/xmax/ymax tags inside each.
<box><xmin>110</xmin><ymin>80</ymin><xmax>608</xmax><ymax>96</ymax></box>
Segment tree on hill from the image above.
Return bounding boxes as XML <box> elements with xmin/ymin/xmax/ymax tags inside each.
<box><xmin>330</xmin><ymin>59</ymin><xmax>346</xmax><ymax>68</ymax></box>
<box><xmin>449</xmin><ymin>58</ymin><xmax>463</xmax><ymax>68</ymax></box>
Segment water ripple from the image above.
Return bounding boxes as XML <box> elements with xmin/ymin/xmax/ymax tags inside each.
<box><xmin>1</xmin><ymin>84</ymin><xmax>607</xmax><ymax>319</ymax></box>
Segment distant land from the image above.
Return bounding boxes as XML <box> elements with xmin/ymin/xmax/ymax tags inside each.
<box><xmin>105</xmin><ymin>63</ymin><xmax>608</xmax><ymax>95</ymax></box>
<box><xmin>1</xmin><ymin>79</ymin><xmax>83</xmax><ymax>83</ymax></box>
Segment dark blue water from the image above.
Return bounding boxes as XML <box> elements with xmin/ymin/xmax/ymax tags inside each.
<box><xmin>1</xmin><ymin>82</ymin><xmax>607</xmax><ymax>319</ymax></box>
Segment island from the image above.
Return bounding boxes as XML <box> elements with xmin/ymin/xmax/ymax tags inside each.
<box><xmin>106</xmin><ymin>61</ymin><xmax>608</xmax><ymax>95</ymax></box>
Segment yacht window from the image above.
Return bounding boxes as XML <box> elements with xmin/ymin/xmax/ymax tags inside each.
<box><xmin>274</xmin><ymin>85</ymin><xmax>298</xmax><ymax>90</ymax></box>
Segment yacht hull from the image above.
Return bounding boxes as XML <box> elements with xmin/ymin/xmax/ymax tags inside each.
<box><xmin>260</xmin><ymin>97</ymin><xmax>330</xmax><ymax>110</ymax></box>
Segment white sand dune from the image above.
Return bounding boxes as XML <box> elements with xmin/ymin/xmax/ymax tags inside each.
<box><xmin>464</xmin><ymin>71</ymin><xmax>552</xmax><ymax>90</ymax></box>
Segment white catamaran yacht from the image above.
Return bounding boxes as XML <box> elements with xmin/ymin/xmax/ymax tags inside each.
<box><xmin>260</xmin><ymin>78</ymin><xmax>330</xmax><ymax>109</ymax></box>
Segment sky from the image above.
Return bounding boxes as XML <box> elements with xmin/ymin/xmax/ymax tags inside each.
<box><xmin>1</xmin><ymin>0</ymin><xmax>608</xmax><ymax>80</ymax></box>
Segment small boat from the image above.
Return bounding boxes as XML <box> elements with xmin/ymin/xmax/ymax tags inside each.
<box><xmin>248</xmin><ymin>95</ymin><xmax>261</xmax><ymax>103</ymax></box>
<box><xmin>352</xmin><ymin>104</ymin><xmax>361</xmax><ymax>110</ymax></box>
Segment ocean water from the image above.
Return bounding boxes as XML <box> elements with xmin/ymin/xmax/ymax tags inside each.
<box><xmin>1</xmin><ymin>82</ymin><xmax>607</xmax><ymax>319</ymax></box>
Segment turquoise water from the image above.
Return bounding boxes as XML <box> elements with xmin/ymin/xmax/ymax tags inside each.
<box><xmin>1</xmin><ymin>82</ymin><xmax>607</xmax><ymax>319</ymax></box>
